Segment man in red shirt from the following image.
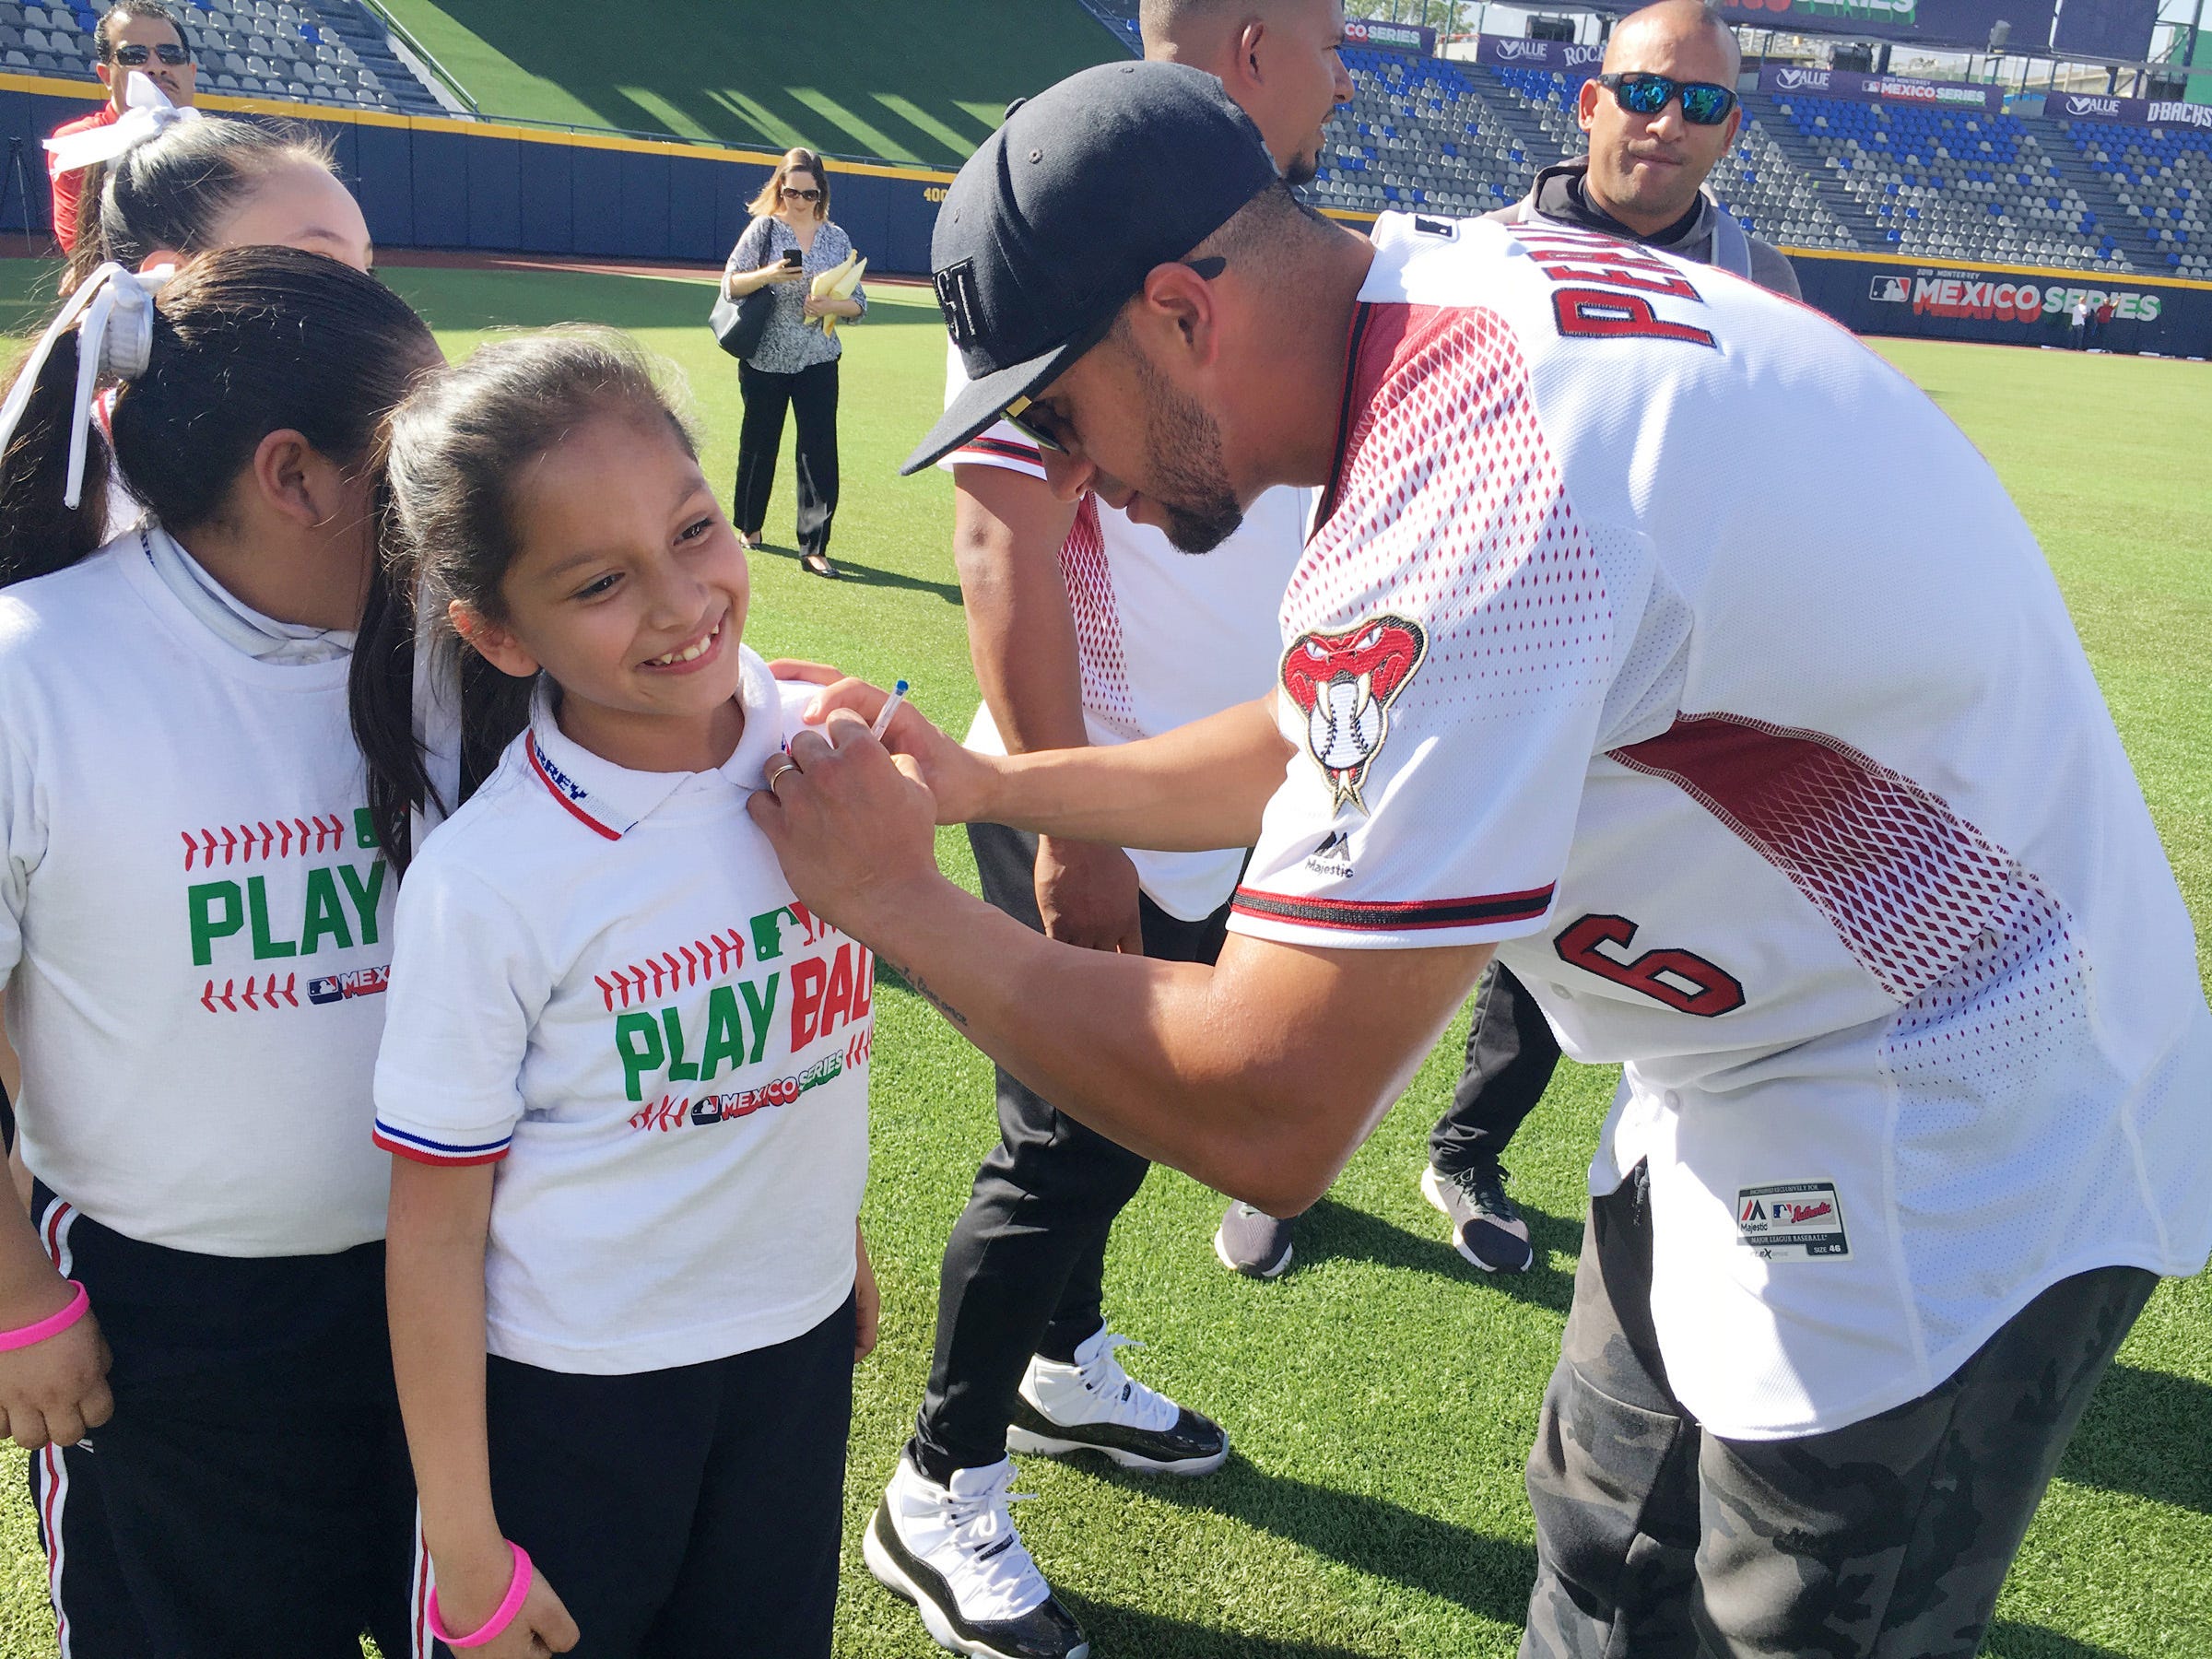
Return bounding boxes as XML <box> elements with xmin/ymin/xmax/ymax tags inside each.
<box><xmin>46</xmin><ymin>0</ymin><xmax>197</xmax><ymax>253</ymax></box>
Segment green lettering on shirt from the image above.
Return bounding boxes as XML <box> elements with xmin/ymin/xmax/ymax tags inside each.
<box><xmin>337</xmin><ymin>859</ymin><xmax>386</xmax><ymax>947</ymax></box>
<box><xmin>616</xmin><ymin>1011</ymin><xmax>665</xmax><ymax>1102</ymax></box>
<box><xmin>187</xmin><ymin>881</ymin><xmax>243</xmax><ymax>966</ymax></box>
<box><xmin>739</xmin><ymin>972</ymin><xmax>780</xmax><ymax>1065</ymax></box>
<box><xmin>699</xmin><ymin>984</ymin><xmax>747</xmax><ymax>1080</ymax></box>
<box><xmin>245</xmin><ymin>876</ymin><xmax>298</xmax><ymax>959</ymax></box>
<box><xmin>299</xmin><ymin>866</ymin><xmax>354</xmax><ymax>955</ymax></box>
<box><xmin>661</xmin><ymin>1006</ymin><xmax>700</xmax><ymax>1082</ymax></box>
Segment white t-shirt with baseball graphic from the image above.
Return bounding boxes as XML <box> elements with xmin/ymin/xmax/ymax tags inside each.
<box><xmin>1231</xmin><ymin>211</ymin><xmax>2212</xmax><ymax>1438</ymax></box>
<box><xmin>373</xmin><ymin>647</ymin><xmax>870</xmax><ymax>1374</ymax></box>
<box><xmin>0</xmin><ymin>530</ymin><xmax>396</xmax><ymax>1255</ymax></box>
<box><xmin>940</xmin><ymin>342</ymin><xmax>1307</xmax><ymax>921</ymax></box>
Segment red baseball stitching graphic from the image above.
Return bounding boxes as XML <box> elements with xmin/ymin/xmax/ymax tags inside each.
<box><xmin>199</xmin><ymin>974</ymin><xmax>299</xmax><ymax>1013</ymax></box>
<box><xmin>595</xmin><ymin>929</ymin><xmax>748</xmax><ymax>1010</ymax></box>
<box><xmin>845</xmin><ymin>1028</ymin><xmax>873</xmax><ymax>1069</ymax></box>
<box><xmin>180</xmin><ymin>815</ymin><xmax>348</xmax><ymax>869</ymax></box>
<box><xmin>628</xmin><ymin>1094</ymin><xmax>689</xmax><ymax>1134</ymax></box>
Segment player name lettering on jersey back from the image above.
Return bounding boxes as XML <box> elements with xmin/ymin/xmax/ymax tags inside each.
<box><xmin>1509</xmin><ymin>224</ymin><xmax>1720</xmax><ymax>349</ymax></box>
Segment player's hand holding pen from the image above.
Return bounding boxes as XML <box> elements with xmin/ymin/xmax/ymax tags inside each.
<box><xmin>753</xmin><ymin>666</ymin><xmax>950</xmax><ymax>940</ymax></box>
<box><xmin>766</xmin><ymin>662</ymin><xmax>998</xmax><ymax>827</ymax></box>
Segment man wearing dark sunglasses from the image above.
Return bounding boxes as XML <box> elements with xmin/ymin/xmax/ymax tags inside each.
<box><xmin>45</xmin><ymin>0</ymin><xmax>196</xmax><ymax>254</ymax></box>
<box><xmin>1491</xmin><ymin>0</ymin><xmax>1797</xmax><ymax>300</ymax></box>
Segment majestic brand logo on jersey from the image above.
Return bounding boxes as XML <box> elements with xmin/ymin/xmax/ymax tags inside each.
<box><xmin>1735</xmin><ymin>1181</ymin><xmax>1850</xmax><ymax>1260</ymax></box>
<box><xmin>1280</xmin><ymin>615</ymin><xmax>1428</xmax><ymax>816</ymax></box>
<box><xmin>1306</xmin><ymin>830</ymin><xmax>1356</xmax><ymax>878</ymax></box>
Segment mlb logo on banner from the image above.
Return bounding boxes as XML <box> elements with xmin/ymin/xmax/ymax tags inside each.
<box><xmin>1871</xmin><ymin>276</ymin><xmax>1910</xmax><ymax>302</ymax></box>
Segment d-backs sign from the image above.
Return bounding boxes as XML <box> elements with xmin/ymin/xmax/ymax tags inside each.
<box><xmin>2044</xmin><ymin>91</ymin><xmax>2212</xmax><ymax>132</ymax></box>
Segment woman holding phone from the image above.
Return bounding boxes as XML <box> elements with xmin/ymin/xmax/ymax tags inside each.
<box><xmin>722</xmin><ymin>147</ymin><xmax>865</xmax><ymax>580</ymax></box>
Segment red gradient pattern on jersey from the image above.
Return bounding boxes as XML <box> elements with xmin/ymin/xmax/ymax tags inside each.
<box><xmin>1057</xmin><ymin>492</ymin><xmax>1136</xmax><ymax>730</ymax></box>
<box><xmin>1609</xmin><ymin>712</ymin><xmax>2076</xmax><ymax>1004</ymax></box>
<box><xmin>1293</xmin><ymin>304</ymin><xmax>1611</xmax><ymax>714</ymax></box>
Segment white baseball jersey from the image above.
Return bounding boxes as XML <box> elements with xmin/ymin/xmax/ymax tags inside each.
<box><xmin>941</xmin><ymin>343</ymin><xmax>1306</xmax><ymax>920</ymax></box>
<box><xmin>1231</xmin><ymin>211</ymin><xmax>2212</xmax><ymax>1438</ymax></box>
<box><xmin>0</xmin><ymin>530</ymin><xmax>395</xmax><ymax>1255</ymax></box>
<box><xmin>373</xmin><ymin>650</ymin><xmax>870</xmax><ymax>1374</ymax></box>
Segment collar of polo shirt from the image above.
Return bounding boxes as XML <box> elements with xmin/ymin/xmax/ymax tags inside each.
<box><xmin>522</xmin><ymin>647</ymin><xmax>783</xmax><ymax>841</ymax></box>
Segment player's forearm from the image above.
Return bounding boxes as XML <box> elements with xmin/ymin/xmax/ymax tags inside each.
<box><xmin>975</xmin><ymin>695</ymin><xmax>1290</xmax><ymax>853</ymax></box>
<box><xmin>864</xmin><ymin>876</ymin><xmax>1437</xmax><ymax>1215</ymax></box>
<box><xmin>384</xmin><ymin>1159</ymin><xmax>504</xmax><ymax>1566</ymax></box>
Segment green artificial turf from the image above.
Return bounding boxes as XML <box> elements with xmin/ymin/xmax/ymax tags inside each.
<box><xmin>373</xmin><ymin>0</ymin><xmax>1125</xmax><ymax>162</ymax></box>
<box><xmin>0</xmin><ymin>259</ymin><xmax>2206</xmax><ymax>1659</ymax></box>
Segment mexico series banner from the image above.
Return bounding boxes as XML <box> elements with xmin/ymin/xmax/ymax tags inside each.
<box><xmin>1790</xmin><ymin>252</ymin><xmax>2212</xmax><ymax>355</ymax></box>
<box><xmin>1759</xmin><ymin>63</ymin><xmax>2004</xmax><ymax>113</ymax></box>
<box><xmin>2042</xmin><ymin>91</ymin><xmax>2212</xmax><ymax>131</ymax></box>
<box><xmin>1473</xmin><ymin>36</ymin><xmax>1603</xmax><ymax>75</ymax></box>
<box><xmin>1343</xmin><ymin>18</ymin><xmax>1436</xmax><ymax>54</ymax></box>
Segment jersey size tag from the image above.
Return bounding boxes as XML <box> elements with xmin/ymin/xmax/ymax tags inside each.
<box><xmin>1735</xmin><ymin>1181</ymin><xmax>1849</xmax><ymax>1260</ymax></box>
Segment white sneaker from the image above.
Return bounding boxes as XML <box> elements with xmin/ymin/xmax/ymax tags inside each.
<box><xmin>864</xmin><ymin>1455</ymin><xmax>1089</xmax><ymax>1659</ymax></box>
<box><xmin>1006</xmin><ymin>1326</ymin><xmax>1230</xmax><ymax>1475</ymax></box>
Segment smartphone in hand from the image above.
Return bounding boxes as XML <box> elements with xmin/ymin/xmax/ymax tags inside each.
<box><xmin>782</xmin><ymin>248</ymin><xmax>806</xmax><ymax>268</ymax></box>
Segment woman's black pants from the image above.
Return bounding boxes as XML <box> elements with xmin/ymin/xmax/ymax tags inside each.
<box><xmin>735</xmin><ymin>358</ymin><xmax>840</xmax><ymax>560</ymax></box>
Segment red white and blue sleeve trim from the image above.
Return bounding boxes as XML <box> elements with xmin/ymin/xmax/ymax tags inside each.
<box><xmin>1230</xmin><ymin>884</ymin><xmax>1556</xmax><ymax>933</ymax></box>
<box><xmin>373</xmin><ymin>1120</ymin><xmax>512</xmax><ymax>1166</ymax></box>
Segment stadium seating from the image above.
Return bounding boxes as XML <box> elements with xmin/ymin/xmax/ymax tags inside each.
<box><xmin>0</xmin><ymin>0</ymin><xmax>444</xmax><ymax>115</ymax></box>
<box><xmin>2059</xmin><ymin>118</ymin><xmax>2211</xmax><ymax>276</ymax></box>
<box><xmin>1060</xmin><ymin>7</ymin><xmax>2210</xmax><ymax>281</ymax></box>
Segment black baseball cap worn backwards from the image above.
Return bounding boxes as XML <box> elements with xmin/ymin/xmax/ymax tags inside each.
<box><xmin>900</xmin><ymin>60</ymin><xmax>1281</xmax><ymax>477</ymax></box>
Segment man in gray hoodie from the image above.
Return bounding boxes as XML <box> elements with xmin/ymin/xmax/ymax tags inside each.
<box><xmin>1490</xmin><ymin>0</ymin><xmax>1799</xmax><ymax>297</ymax></box>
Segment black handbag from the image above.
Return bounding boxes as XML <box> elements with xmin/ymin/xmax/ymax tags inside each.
<box><xmin>709</xmin><ymin>283</ymin><xmax>775</xmax><ymax>361</ymax></box>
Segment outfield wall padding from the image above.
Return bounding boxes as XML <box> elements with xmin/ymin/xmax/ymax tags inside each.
<box><xmin>0</xmin><ymin>76</ymin><xmax>956</xmax><ymax>276</ymax></box>
<box><xmin>1788</xmin><ymin>249</ymin><xmax>2212</xmax><ymax>357</ymax></box>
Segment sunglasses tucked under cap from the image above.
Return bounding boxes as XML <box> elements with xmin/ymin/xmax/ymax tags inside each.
<box><xmin>900</xmin><ymin>60</ymin><xmax>1280</xmax><ymax>477</ymax></box>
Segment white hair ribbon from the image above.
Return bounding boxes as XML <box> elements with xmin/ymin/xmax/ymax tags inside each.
<box><xmin>0</xmin><ymin>262</ymin><xmax>172</xmax><ymax>511</ymax></box>
<box><xmin>43</xmin><ymin>72</ymin><xmax>202</xmax><ymax>177</ymax></box>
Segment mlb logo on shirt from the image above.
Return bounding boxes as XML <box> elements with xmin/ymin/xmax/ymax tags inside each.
<box><xmin>308</xmin><ymin>965</ymin><xmax>390</xmax><ymax>1005</ymax></box>
<box><xmin>1735</xmin><ymin>1181</ymin><xmax>1850</xmax><ymax>1260</ymax></box>
<box><xmin>1870</xmin><ymin>276</ymin><xmax>1910</xmax><ymax>304</ymax></box>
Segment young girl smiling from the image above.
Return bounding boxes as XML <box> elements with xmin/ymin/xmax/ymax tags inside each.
<box><xmin>364</xmin><ymin>331</ymin><xmax>877</xmax><ymax>1659</ymax></box>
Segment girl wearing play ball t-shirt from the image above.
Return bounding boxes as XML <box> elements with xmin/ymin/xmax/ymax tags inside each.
<box><xmin>0</xmin><ymin>247</ymin><xmax>439</xmax><ymax>1656</ymax></box>
<box><xmin>360</xmin><ymin>331</ymin><xmax>877</xmax><ymax>1659</ymax></box>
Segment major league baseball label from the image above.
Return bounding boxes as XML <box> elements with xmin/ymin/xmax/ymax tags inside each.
<box><xmin>1735</xmin><ymin>1181</ymin><xmax>1850</xmax><ymax>1260</ymax></box>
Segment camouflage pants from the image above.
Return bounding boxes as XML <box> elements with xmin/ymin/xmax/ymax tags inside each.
<box><xmin>1522</xmin><ymin>1163</ymin><xmax>2155</xmax><ymax>1659</ymax></box>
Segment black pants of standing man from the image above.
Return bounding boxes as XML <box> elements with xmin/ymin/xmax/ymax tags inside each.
<box><xmin>906</xmin><ymin>821</ymin><xmax>1230</xmax><ymax>1481</ymax></box>
<box><xmin>1430</xmin><ymin>959</ymin><xmax>1561</xmax><ymax>1180</ymax></box>
<box><xmin>735</xmin><ymin>358</ymin><xmax>840</xmax><ymax>562</ymax></box>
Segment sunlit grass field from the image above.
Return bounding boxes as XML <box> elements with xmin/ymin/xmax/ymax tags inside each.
<box><xmin>0</xmin><ymin>258</ymin><xmax>2205</xmax><ymax>1658</ymax></box>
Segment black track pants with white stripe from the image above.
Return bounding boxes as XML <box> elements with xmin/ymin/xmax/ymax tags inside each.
<box><xmin>27</xmin><ymin>1186</ymin><xmax>416</xmax><ymax>1659</ymax></box>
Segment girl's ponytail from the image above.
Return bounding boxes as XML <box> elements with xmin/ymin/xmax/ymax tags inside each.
<box><xmin>0</xmin><ymin>328</ymin><xmax>111</xmax><ymax>589</ymax></box>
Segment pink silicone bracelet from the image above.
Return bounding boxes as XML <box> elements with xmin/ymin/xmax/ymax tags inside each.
<box><xmin>426</xmin><ymin>1542</ymin><xmax>533</xmax><ymax>1650</ymax></box>
<box><xmin>0</xmin><ymin>1283</ymin><xmax>88</xmax><ymax>1353</ymax></box>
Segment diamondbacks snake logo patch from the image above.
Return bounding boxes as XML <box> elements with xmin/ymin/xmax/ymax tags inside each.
<box><xmin>1279</xmin><ymin>615</ymin><xmax>1429</xmax><ymax>815</ymax></box>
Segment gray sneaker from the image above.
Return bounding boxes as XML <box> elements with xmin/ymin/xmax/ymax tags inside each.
<box><xmin>1213</xmin><ymin>1202</ymin><xmax>1294</xmax><ymax>1278</ymax></box>
<box><xmin>1421</xmin><ymin>1160</ymin><xmax>1535</xmax><ymax>1273</ymax></box>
